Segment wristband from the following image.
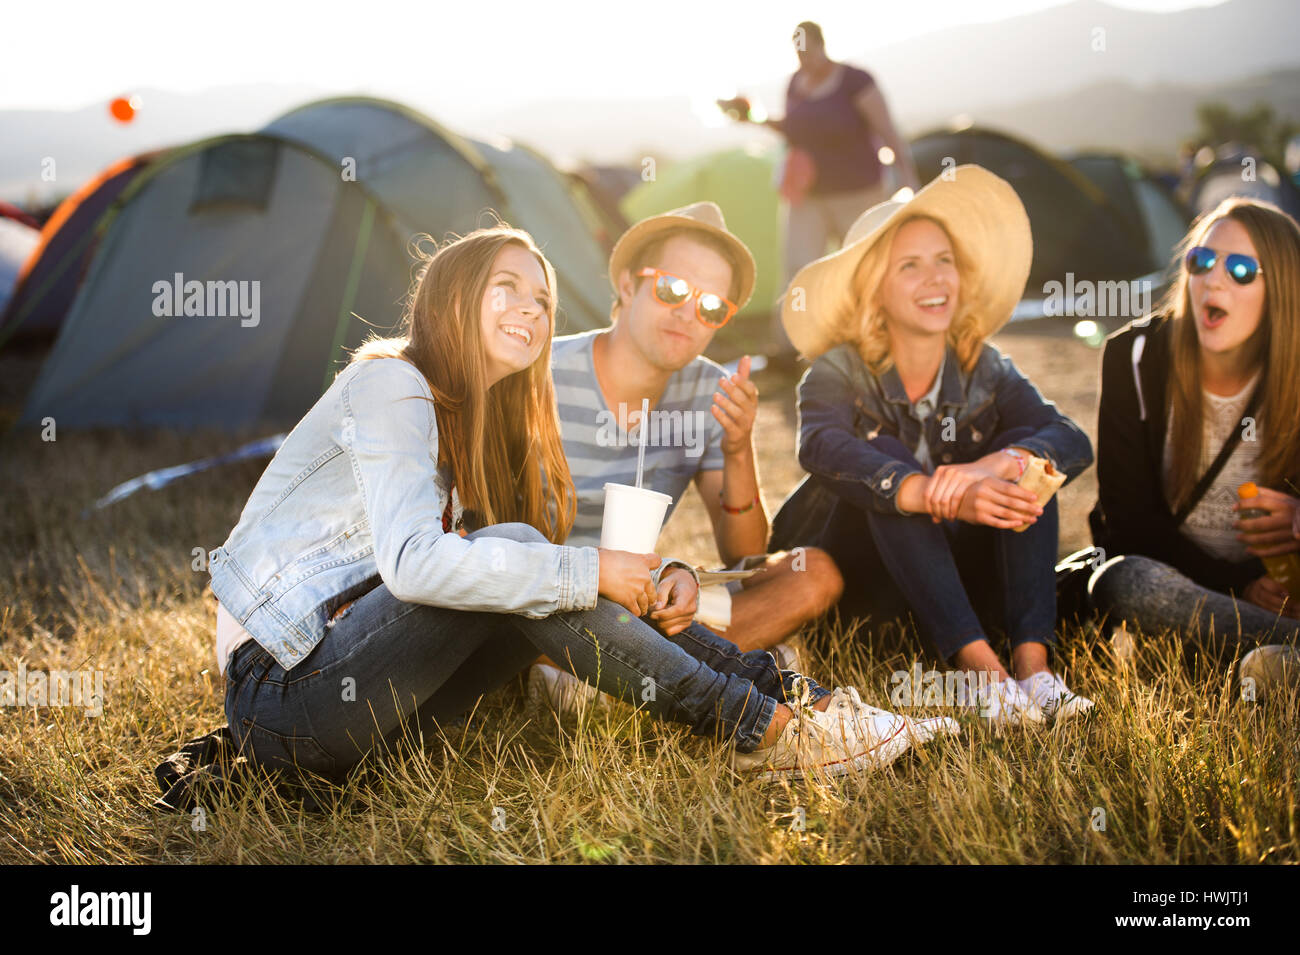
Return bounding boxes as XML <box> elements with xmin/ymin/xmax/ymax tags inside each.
<box><xmin>1002</xmin><ymin>447</ymin><xmax>1027</xmax><ymax>480</ymax></box>
<box><xmin>720</xmin><ymin>491</ymin><xmax>760</xmax><ymax>515</ymax></box>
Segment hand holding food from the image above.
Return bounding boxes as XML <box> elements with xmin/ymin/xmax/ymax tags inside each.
<box><xmin>1012</xmin><ymin>455</ymin><xmax>1065</xmax><ymax>532</ymax></box>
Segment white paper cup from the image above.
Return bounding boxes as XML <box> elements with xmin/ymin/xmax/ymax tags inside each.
<box><xmin>599</xmin><ymin>482</ymin><xmax>672</xmax><ymax>552</ymax></box>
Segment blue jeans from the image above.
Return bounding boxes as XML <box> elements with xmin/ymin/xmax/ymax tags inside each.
<box><xmin>811</xmin><ymin>432</ymin><xmax>1060</xmax><ymax>663</ymax></box>
<box><xmin>224</xmin><ymin>523</ymin><xmax>827</xmax><ymax>783</ymax></box>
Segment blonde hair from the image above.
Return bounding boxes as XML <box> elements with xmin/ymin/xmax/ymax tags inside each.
<box><xmin>1163</xmin><ymin>197</ymin><xmax>1300</xmax><ymax>511</ymax></box>
<box><xmin>840</xmin><ymin>215</ymin><xmax>986</xmax><ymax>374</ymax></box>
<box><xmin>349</xmin><ymin>224</ymin><xmax>576</xmax><ymax>542</ymax></box>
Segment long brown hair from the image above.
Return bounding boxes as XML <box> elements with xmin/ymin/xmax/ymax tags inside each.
<box><xmin>349</xmin><ymin>225</ymin><xmax>576</xmax><ymax>542</ymax></box>
<box><xmin>1164</xmin><ymin>198</ymin><xmax>1300</xmax><ymax>511</ymax></box>
<box><xmin>845</xmin><ymin>215</ymin><xmax>985</xmax><ymax>374</ymax></box>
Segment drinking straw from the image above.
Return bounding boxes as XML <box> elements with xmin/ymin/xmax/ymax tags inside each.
<box><xmin>635</xmin><ymin>397</ymin><xmax>650</xmax><ymax>489</ymax></box>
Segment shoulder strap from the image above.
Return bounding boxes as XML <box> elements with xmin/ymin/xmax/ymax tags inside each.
<box><xmin>1172</xmin><ymin>385</ymin><xmax>1263</xmax><ymax>526</ymax></box>
<box><xmin>1130</xmin><ymin>333</ymin><xmax>1148</xmax><ymax>420</ymax></box>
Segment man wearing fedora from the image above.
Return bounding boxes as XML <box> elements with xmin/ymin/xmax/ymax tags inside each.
<box><xmin>530</xmin><ymin>201</ymin><xmax>845</xmax><ymax>712</ymax></box>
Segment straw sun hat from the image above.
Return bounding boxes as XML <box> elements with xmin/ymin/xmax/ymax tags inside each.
<box><xmin>780</xmin><ymin>165</ymin><xmax>1032</xmax><ymax>361</ymax></box>
<box><xmin>608</xmin><ymin>200</ymin><xmax>758</xmax><ymax>311</ymax></box>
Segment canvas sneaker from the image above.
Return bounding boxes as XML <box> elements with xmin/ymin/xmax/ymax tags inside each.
<box><xmin>1239</xmin><ymin>644</ymin><xmax>1300</xmax><ymax>699</ymax></box>
<box><xmin>526</xmin><ymin>663</ymin><xmax>612</xmax><ymax>716</ymax></box>
<box><xmin>968</xmin><ymin>676</ymin><xmax>1046</xmax><ymax>728</ymax></box>
<box><xmin>1017</xmin><ymin>671</ymin><xmax>1094</xmax><ymax>723</ymax></box>
<box><xmin>732</xmin><ymin>703</ymin><xmax>898</xmax><ymax>783</ymax></box>
<box><xmin>733</xmin><ymin>677</ymin><xmax>914</xmax><ymax>782</ymax></box>
<box><xmin>827</xmin><ymin>685</ymin><xmax>961</xmax><ymax>757</ymax></box>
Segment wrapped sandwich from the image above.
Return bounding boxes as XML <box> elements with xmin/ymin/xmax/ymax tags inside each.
<box><xmin>1013</xmin><ymin>455</ymin><xmax>1065</xmax><ymax>532</ymax></box>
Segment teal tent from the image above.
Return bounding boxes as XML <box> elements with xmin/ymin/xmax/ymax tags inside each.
<box><xmin>19</xmin><ymin>98</ymin><xmax>613</xmax><ymax>431</ymax></box>
<box><xmin>20</xmin><ymin>133</ymin><xmax>411</xmax><ymax>430</ymax></box>
<box><xmin>263</xmin><ymin>97</ymin><xmax>613</xmax><ymax>337</ymax></box>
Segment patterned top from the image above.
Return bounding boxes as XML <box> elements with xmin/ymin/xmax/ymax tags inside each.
<box><xmin>551</xmin><ymin>329</ymin><xmax>726</xmax><ymax>547</ymax></box>
<box><xmin>907</xmin><ymin>356</ymin><xmax>946</xmax><ymax>474</ymax></box>
<box><xmin>1163</xmin><ymin>370</ymin><xmax>1262</xmax><ymax>562</ymax></box>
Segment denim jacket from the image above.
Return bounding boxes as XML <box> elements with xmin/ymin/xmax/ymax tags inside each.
<box><xmin>208</xmin><ymin>357</ymin><xmax>600</xmax><ymax>671</ymax></box>
<box><xmin>797</xmin><ymin>341</ymin><xmax>1093</xmax><ymax>517</ymax></box>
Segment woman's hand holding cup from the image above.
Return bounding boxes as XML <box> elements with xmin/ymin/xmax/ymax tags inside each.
<box><xmin>598</xmin><ymin>549</ymin><xmax>661</xmax><ymax>618</ymax></box>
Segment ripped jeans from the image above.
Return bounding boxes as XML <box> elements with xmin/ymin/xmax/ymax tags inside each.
<box><xmin>224</xmin><ymin>522</ymin><xmax>828</xmax><ymax>783</ymax></box>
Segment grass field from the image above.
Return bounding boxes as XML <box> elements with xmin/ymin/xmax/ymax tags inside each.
<box><xmin>1</xmin><ymin>328</ymin><xmax>1296</xmax><ymax>864</ymax></box>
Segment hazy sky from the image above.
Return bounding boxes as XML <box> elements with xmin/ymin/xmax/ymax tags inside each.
<box><xmin>3</xmin><ymin>0</ymin><xmax>1223</xmax><ymax>113</ymax></box>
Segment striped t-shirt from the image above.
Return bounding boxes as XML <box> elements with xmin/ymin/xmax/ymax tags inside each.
<box><xmin>552</xmin><ymin>329</ymin><xmax>726</xmax><ymax>548</ymax></box>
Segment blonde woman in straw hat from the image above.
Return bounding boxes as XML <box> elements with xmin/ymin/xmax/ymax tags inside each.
<box><xmin>771</xmin><ymin>166</ymin><xmax>1095</xmax><ymax>726</ymax></box>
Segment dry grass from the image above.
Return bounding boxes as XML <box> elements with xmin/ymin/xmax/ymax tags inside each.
<box><xmin>0</xmin><ymin>329</ymin><xmax>1296</xmax><ymax>864</ymax></box>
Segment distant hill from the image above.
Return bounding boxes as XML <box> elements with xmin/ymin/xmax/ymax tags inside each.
<box><xmin>2</xmin><ymin>0</ymin><xmax>1297</xmax><ymax>202</ymax></box>
<box><xmin>459</xmin><ymin>68</ymin><xmax>1300</xmax><ymax>171</ymax></box>
<box><xmin>916</xmin><ymin>68</ymin><xmax>1300</xmax><ymax>167</ymax></box>
<box><xmin>857</xmin><ymin>0</ymin><xmax>1300</xmax><ymax>118</ymax></box>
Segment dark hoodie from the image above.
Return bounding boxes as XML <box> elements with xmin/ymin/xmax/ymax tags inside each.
<box><xmin>1088</xmin><ymin>312</ymin><xmax>1272</xmax><ymax>593</ymax></box>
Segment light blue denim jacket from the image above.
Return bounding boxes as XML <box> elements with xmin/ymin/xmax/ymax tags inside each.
<box><xmin>208</xmin><ymin>357</ymin><xmax>601</xmax><ymax>671</ymax></box>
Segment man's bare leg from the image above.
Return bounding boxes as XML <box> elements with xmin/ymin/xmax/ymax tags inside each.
<box><xmin>725</xmin><ymin>548</ymin><xmax>843</xmax><ymax>653</ymax></box>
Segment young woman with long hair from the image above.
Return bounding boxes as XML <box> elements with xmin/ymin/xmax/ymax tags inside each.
<box><xmin>210</xmin><ymin>225</ymin><xmax>952</xmax><ymax>788</ymax></box>
<box><xmin>1089</xmin><ymin>198</ymin><xmax>1300</xmax><ymax>692</ymax></box>
<box><xmin>770</xmin><ymin>166</ymin><xmax>1095</xmax><ymax>726</ymax></box>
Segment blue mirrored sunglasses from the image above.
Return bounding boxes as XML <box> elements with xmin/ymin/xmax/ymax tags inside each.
<box><xmin>1184</xmin><ymin>246</ymin><xmax>1264</xmax><ymax>285</ymax></box>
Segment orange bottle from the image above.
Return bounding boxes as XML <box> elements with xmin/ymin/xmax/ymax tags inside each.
<box><xmin>1238</xmin><ymin>482</ymin><xmax>1300</xmax><ymax>599</ymax></box>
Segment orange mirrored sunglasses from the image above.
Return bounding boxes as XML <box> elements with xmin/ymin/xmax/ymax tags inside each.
<box><xmin>637</xmin><ymin>268</ymin><xmax>739</xmax><ymax>328</ymax></box>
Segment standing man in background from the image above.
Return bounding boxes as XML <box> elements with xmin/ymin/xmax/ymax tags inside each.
<box><xmin>729</xmin><ymin>21</ymin><xmax>920</xmax><ymax>358</ymax></box>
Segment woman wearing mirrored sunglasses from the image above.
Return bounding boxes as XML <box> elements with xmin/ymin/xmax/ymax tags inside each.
<box><xmin>1089</xmin><ymin>197</ymin><xmax>1300</xmax><ymax>693</ymax></box>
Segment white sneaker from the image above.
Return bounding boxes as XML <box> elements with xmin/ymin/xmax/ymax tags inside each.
<box><xmin>1018</xmin><ymin>671</ymin><xmax>1094</xmax><ymax>723</ymax></box>
<box><xmin>732</xmin><ymin>701</ymin><xmax>904</xmax><ymax>783</ymax></box>
<box><xmin>1240</xmin><ymin>644</ymin><xmax>1300</xmax><ymax>699</ymax></box>
<box><xmin>526</xmin><ymin>663</ymin><xmax>611</xmax><ymax>716</ymax></box>
<box><xmin>969</xmin><ymin>677</ymin><xmax>1046</xmax><ymax>728</ymax></box>
<box><xmin>827</xmin><ymin>686</ymin><xmax>960</xmax><ymax>755</ymax></box>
